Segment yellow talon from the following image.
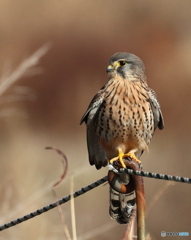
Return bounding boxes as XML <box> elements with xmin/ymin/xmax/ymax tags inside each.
<box><xmin>124</xmin><ymin>152</ymin><xmax>141</xmax><ymax>164</ymax></box>
<box><xmin>109</xmin><ymin>148</ymin><xmax>126</xmax><ymax>168</ymax></box>
<box><xmin>109</xmin><ymin>148</ymin><xmax>141</xmax><ymax>168</ymax></box>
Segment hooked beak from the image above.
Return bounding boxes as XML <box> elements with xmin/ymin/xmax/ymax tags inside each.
<box><xmin>106</xmin><ymin>62</ymin><xmax>120</xmax><ymax>73</ymax></box>
<box><xmin>106</xmin><ymin>64</ymin><xmax>114</xmax><ymax>73</ymax></box>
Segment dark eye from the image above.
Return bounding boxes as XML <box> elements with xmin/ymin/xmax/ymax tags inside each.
<box><xmin>119</xmin><ymin>60</ymin><xmax>127</xmax><ymax>66</ymax></box>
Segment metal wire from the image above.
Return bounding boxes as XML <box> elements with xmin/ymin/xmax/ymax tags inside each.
<box><xmin>0</xmin><ymin>176</ymin><xmax>108</xmax><ymax>231</ymax></box>
<box><xmin>0</xmin><ymin>168</ymin><xmax>191</xmax><ymax>232</ymax></box>
<box><xmin>121</xmin><ymin>168</ymin><xmax>191</xmax><ymax>184</ymax></box>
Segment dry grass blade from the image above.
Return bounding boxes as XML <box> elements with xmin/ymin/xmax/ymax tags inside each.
<box><xmin>52</xmin><ymin>188</ymin><xmax>72</xmax><ymax>240</ymax></box>
<box><xmin>0</xmin><ymin>86</ymin><xmax>37</xmax><ymax>104</ymax></box>
<box><xmin>70</xmin><ymin>174</ymin><xmax>77</xmax><ymax>240</ymax></box>
<box><xmin>146</xmin><ymin>181</ymin><xmax>175</xmax><ymax>216</ymax></box>
<box><xmin>45</xmin><ymin>146</ymin><xmax>68</xmax><ymax>188</ymax></box>
<box><xmin>0</xmin><ymin>43</ymin><xmax>51</xmax><ymax>97</ymax></box>
<box><xmin>0</xmin><ymin>108</ymin><xmax>28</xmax><ymax>118</ymax></box>
<box><xmin>46</xmin><ymin>146</ymin><xmax>71</xmax><ymax>240</ymax></box>
<box><xmin>121</xmin><ymin>211</ymin><xmax>136</xmax><ymax>240</ymax></box>
<box><xmin>77</xmin><ymin>222</ymin><xmax>116</xmax><ymax>240</ymax></box>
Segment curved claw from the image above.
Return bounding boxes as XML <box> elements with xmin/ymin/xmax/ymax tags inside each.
<box><xmin>109</xmin><ymin>148</ymin><xmax>141</xmax><ymax>168</ymax></box>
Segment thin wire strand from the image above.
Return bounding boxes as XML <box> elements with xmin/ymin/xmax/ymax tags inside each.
<box><xmin>0</xmin><ymin>169</ymin><xmax>191</xmax><ymax>232</ymax></box>
<box><xmin>0</xmin><ymin>176</ymin><xmax>107</xmax><ymax>231</ymax></box>
<box><xmin>121</xmin><ymin>168</ymin><xmax>191</xmax><ymax>184</ymax></box>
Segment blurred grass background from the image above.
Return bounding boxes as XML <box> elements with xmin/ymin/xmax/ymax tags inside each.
<box><xmin>0</xmin><ymin>0</ymin><xmax>191</xmax><ymax>239</ymax></box>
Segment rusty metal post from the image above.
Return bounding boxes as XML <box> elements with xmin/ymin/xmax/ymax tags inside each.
<box><xmin>109</xmin><ymin>158</ymin><xmax>146</xmax><ymax>240</ymax></box>
<box><xmin>124</xmin><ymin>159</ymin><xmax>146</xmax><ymax>240</ymax></box>
<box><xmin>134</xmin><ymin>169</ymin><xmax>146</xmax><ymax>240</ymax></box>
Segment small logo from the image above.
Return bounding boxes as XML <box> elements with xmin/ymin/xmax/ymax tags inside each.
<box><xmin>161</xmin><ymin>231</ymin><xmax>166</xmax><ymax>237</ymax></box>
<box><xmin>161</xmin><ymin>231</ymin><xmax>189</xmax><ymax>237</ymax></box>
<box><xmin>179</xmin><ymin>232</ymin><xmax>189</xmax><ymax>236</ymax></box>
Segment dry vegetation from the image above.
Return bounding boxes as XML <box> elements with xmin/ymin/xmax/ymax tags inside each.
<box><xmin>0</xmin><ymin>1</ymin><xmax>191</xmax><ymax>239</ymax></box>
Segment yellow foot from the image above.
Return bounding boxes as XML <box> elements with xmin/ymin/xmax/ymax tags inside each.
<box><xmin>125</xmin><ymin>152</ymin><xmax>141</xmax><ymax>165</ymax></box>
<box><xmin>109</xmin><ymin>148</ymin><xmax>141</xmax><ymax>168</ymax></box>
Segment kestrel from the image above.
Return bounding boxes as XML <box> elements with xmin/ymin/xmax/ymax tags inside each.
<box><xmin>80</xmin><ymin>52</ymin><xmax>164</xmax><ymax>224</ymax></box>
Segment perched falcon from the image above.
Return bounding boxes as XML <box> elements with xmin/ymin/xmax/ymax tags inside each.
<box><xmin>80</xmin><ymin>52</ymin><xmax>164</xmax><ymax>224</ymax></box>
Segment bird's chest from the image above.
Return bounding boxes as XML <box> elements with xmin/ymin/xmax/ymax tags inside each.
<box><xmin>95</xmin><ymin>88</ymin><xmax>154</xmax><ymax>145</ymax></box>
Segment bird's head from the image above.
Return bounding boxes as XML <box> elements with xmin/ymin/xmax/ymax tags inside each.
<box><xmin>106</xmin><ymin>52</ymin><xmax>145</xmax><ymax>80</ymax></box>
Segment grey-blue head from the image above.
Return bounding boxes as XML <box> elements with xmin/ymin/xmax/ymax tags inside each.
<box><xmin>107</xmin><ymin>52</ymin><xmax>145</xmax><ymax>79</ymax></box>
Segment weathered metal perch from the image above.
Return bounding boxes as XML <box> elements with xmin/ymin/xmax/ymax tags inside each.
<box><xmin>108</xmin><ymin>158</ymin><xmax>146</xmax><ymax>240</ymax></box>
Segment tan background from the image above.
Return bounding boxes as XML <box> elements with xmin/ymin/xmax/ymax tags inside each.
<box><xmin>0</xmin><ymin>1</ymin><xmax>191</xmax><ymax>239</ymax></box>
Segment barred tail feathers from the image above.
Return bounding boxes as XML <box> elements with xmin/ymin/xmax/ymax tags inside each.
<box><xmin>109</xmin><ymin>187</ymin><xmax>136</xmax><ymax>224</ymax></box>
